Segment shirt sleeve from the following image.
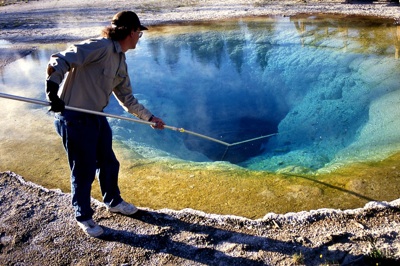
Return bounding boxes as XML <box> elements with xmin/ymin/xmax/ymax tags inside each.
<box><xmin>112</xmin><ymin>71</ymin><xmax>153</xmax><ymax>121</ymax></box>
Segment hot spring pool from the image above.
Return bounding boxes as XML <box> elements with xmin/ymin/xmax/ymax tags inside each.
<box><xmin>103</xmin><ymin>15</ymin><xmax>400</xmax><ymax>172</ymax></box>
<box><xmin>1</xmin><ymin>15</ymin><xmax>400</xmax><ymax>218</ymax></box>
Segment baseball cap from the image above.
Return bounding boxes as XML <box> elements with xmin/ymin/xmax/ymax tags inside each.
<box><xmin>111</xmin><ymin>11</ymin><xmax>148</xmax><ymax>31</ymax></box>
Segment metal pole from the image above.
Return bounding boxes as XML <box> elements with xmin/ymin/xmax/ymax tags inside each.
<box><xmin>229</xmin><ymin>133</ymin><xmax>278</xmax><ymax>146</ymax></box>
<box><xmin>0</xmin><ymin>92</ymin><xmax>231</xmax><ymax>146</ymax></box>
<box><xmin>0</xmin><ymin>92</ymin><xmax>279</xmax><ymax>150</ymax></box>
<box><xmin>0</xmin><ymin>92</ymin><xmax>155</xmax><ymax>126</ymax></box>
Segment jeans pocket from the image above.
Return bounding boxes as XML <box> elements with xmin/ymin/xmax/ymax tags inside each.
<box><xmin>63</xmin><ymin>111</ymin><xmax>87</xmax><ymax>128</ymax></box>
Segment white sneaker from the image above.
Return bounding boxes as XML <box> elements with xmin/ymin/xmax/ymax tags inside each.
<box><xmin>77</xmin><ymin>219</ymin><xmax>104</xmax><ymax>237</ymax></box>
<box><xmin>107</xmin><ymin>200</ymin><xmax>138</xmax><ymax>215</ymax></box>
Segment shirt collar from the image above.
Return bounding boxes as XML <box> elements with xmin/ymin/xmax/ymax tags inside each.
<box><xmin>113</xmin><ymin>40</ymin><xmax>123</xmax><ymax>54</ymax></box>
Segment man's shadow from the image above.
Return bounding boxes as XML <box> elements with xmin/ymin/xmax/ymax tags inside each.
<box><xmin>98</xmin><ymin>209</ymin><xmax>370</xmax><ymax>265</ymax></box>
<box><xmin>95</xmin><ymin>169</ymin><xmax>400</xmax><ymax>265</ymax></box>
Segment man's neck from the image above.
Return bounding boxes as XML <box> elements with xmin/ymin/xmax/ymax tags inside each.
<box><xmin>118</xmin><ymin>39</ymin><xmax>129</xmax><ymax>53</ymax></box>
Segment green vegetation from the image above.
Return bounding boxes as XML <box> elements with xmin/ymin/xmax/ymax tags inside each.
<box><xmin>363</xmin><ymin>234</ymin><xmax>397</xmax><ymax>265</ymax></box>
<box><xmin>292</xmin><ymin>252</ymin><xmax>305</xmax><ymax>265</ymax></box>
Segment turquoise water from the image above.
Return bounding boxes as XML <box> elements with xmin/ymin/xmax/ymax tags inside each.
<box><xmin>2</xmin><ymin>15</ymin><xmax>400</xmax><ymax>173</ymax></box>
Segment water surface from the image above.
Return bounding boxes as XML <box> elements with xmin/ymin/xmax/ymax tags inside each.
<box><xmin>111</xmin><ymin>15</ymin><xmax>400</xmax><ymax>172</ymax></box>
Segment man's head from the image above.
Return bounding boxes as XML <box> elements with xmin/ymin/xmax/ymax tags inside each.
<box><xmin>101</xmin><ymin>11</ymin><xmax>147</xmax><ymax>46</ymax></box>
<box><xmin>111</xmin><ymin>11</ymin><xmax>148</xmax><ymax>32</ymax></box>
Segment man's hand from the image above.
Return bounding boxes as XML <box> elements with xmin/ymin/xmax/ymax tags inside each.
<box><xmin>149</xmin><ymin>116</ymin><xmax>165</xmax><ymax>130</ymax></box>
<box><xmin>46</xmin><ymin>80</ymin><xmax>65</xmax><ymax>113</ymax></box>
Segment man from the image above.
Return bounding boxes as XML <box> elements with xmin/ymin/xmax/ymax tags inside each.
<box><xmin>45</xmin><ymin>11</ymin><xmax>165</xmax><ymax>237</ymax></box>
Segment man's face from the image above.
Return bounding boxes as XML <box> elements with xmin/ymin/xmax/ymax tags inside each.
<box><xmin>130</xmin><ymin>29</ymin><xmax>143</xmax><ymax>50</ymax></box>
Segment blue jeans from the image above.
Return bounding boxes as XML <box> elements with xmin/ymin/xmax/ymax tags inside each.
<box><xmin>55</xmin><ymin>110</ymin><xmax>122</xmax><ymax>221</ymax></box>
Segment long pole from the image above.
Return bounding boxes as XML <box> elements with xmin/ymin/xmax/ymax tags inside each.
<box><xmin>0</xmin><ymin>92</ymin><xmax>231</xmax><ymax>146</ymax></box>
<box><xmin>0</xmin><ymin>92</ymin><xmax>278</xmax><ymax>148</ymax></box>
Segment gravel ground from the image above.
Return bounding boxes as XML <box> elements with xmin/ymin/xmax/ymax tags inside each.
<box><xmin>1</xmin><ymin>0</ymin><xmax>400</xmax><ymax>265</ymax></box>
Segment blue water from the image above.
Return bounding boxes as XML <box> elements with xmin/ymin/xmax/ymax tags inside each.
<box><xmin>3</xmin><ymin>16</ymin><xmax>400</xmax><ymax>172</ymax></box>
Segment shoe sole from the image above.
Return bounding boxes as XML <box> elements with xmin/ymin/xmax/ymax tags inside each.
<box><xmin>107</xmin><ymin>207</ymin><xmax>138</xmax><ymax>215</ymax></box>
<box><xmin>84</xmin><ymin>230</ymin><xmax>104</xmax><ymax>238</ymax></box>
<box><xmin>77</xmin><ymin>223</ymin><xmax>104</xmax><ymax>237</ymax></box>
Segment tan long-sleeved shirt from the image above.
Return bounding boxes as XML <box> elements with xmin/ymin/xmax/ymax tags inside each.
<box><xmin>47</xmin><ymin>37</ymin><xmax>152</xmax><ymax>121</ymax></box>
